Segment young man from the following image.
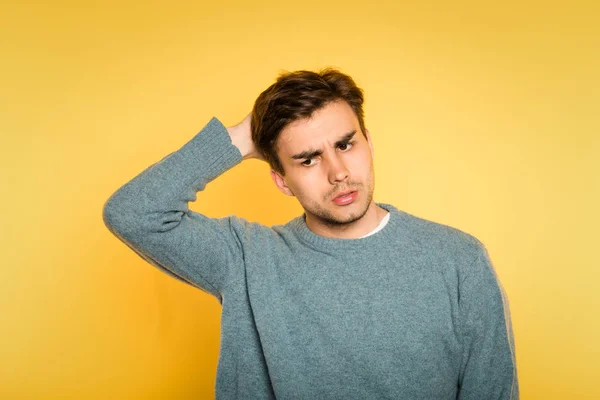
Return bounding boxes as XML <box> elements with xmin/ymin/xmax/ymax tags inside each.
<box><xmin>103</xmin><ymin>68</ymin><xmax>519</xmax><ymax>399</ymax></box>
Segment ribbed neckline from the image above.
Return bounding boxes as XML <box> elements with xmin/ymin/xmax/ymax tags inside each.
<box><xmin>287</xmin><ymin>203</ymin><xmax>406</xmax><ymax>252</ymax></box>
<box><xmin>359</xmin><ymin>211</ymin><xmax>390</xmax><ymax>238</ymax></box>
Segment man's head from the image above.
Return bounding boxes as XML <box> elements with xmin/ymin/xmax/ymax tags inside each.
<box><xmin>251</xmin><ymin>68</ymin><xmax>376</xmax><ymax>229</ymax></box>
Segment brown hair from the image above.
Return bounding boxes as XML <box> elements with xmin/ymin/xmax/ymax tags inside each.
<box><xmin>251</xmin><ymin>67</ymin><xmax>367</xmax><ymax>175</ymax></box>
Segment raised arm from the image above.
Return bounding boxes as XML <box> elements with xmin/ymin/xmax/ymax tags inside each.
<box><xmin>102</xmin><ymin>114</ymin><xmax>262</xmax><ymax>302</ymax></box>
<box><xmin>457</xmin><ymin>242</ymin><xmax>520</xmax><ymax>399</ymax></box>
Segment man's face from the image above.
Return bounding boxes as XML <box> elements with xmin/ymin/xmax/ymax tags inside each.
<box><xmin>270</xmin><ymin>100</ymin><xmax>375</xmax><ymax>228</ymax></box>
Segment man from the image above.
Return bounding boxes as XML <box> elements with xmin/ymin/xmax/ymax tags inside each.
<box><xmin>103</xmin><ymin>68</ymin><xmax>519</xmax><ymax>399</ymax></box>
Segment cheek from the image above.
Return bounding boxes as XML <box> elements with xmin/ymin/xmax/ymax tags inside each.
<box><xmin>348</xmin><ymin>150</ymin><xmax>372</xmax><ymax>175</ymax></box>
<box><xmin>289</xmin><ymin>171</ymin><xmax>326</xmax><ymax>198</ymax></box>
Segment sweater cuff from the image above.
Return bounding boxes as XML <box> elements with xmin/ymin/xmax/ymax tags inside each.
<box><xmin>179</xmin><ymin>116</ymin><xmax>243</xmax><ymax>184</ymax></box>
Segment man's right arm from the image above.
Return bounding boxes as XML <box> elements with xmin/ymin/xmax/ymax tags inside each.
<box><xmin>102</xmin><ymin>115</ymin><xmax>260</xmax><ymax>302</ymax></box>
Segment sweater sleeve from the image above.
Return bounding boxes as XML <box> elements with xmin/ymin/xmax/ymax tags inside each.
<box><xmin>102</xmin><ymin>117</ymin><xmax>244</xmax><ymax>302</ymax></box>
<box><xmin>457</xmin><ymin>241</ymin><xmax>519</xmax><ymax>400</ymax></box>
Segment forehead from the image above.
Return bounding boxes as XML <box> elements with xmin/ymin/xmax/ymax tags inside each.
<box><xmin>276</xmin><ymin>100</ymin><xmax>360</xmax><ymax>155</ymax></box>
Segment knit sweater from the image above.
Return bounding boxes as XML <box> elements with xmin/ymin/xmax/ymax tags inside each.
<box><xmin>102</xmin><ymin>117</ymin><xmax>519</xmax><ymax>399</ymax></box>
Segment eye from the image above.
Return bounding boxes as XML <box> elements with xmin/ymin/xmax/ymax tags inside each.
<box><xmin>301</xmin><ymin>158</ymin><xmax>317</xmax><ymax>167</ymax></box>
<box><xmin>338</xmin><ymin>141</ymin><xmax>354</xmax><ymax>151</ymax></box>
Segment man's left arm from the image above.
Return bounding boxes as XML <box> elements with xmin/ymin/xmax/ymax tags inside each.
<box><xmin>457</xmin><ymin>242</ymin><xmax>519</xmax><ymax>400</ymax></box>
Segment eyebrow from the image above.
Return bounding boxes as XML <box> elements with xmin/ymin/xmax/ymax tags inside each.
<box><xmin>290</xmin><ymin>130</ymin><xmax>357</xmax><ymax>160</ymax></box>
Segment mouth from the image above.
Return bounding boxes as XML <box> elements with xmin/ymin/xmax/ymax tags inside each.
<box><xmin>332</xmin><ymin>190</ymin><xmax>358</xmax><ymax>205</ymax></box>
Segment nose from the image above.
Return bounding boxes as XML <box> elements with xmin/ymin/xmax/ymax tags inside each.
<box><xmin>327</xmin><ymin>153</ymin><xmax>349</xmax><ymax>184</ymax></box>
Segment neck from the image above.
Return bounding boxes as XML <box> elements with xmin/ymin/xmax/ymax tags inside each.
<box><xmin>305</xmin><ymin>202</ymin><xmax>387</xmax><ymax>239</ymax></box>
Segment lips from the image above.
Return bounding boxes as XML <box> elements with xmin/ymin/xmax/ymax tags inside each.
<box><xmin>332</xmin><ymin>190</ymin><xmax>358</xmax><ymax>205</ymax></box>
<box><xmin>334</xmin><ymin>190</ymin><xmax>356</xmax><ymax>200</ymax></box>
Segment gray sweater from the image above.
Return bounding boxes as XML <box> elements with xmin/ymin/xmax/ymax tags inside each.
<box><xmin>103</xmin><ymin>117</ymin><xmax>519</xmax><ymax>399</ymax></box>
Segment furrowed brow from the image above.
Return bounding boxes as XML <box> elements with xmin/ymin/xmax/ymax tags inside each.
<box><xmin>290</xmin><ymin>130</ymin><xmax>357</xmax><ymax>160</ymax></box>
<box><xmin>334</xmin><ymin>131</ymin><xmax>356</xmax><ymax>147</ymax></box>
<box><xmin>291</xmin><ymin>149</ymin><xmax>322</xmax><ymax>160</ymax></box>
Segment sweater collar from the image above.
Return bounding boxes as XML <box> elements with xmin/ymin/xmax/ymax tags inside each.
<box><xmin>287</xmin><ymin>203</ymin><xmax>404</xmax><ymax>252</ymax></box>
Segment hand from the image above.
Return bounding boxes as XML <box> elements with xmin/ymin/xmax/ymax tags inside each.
<box><xmin>227</xmin><ymin>113</ymin><xmax>265</xmax><ymax>161</ymax></box>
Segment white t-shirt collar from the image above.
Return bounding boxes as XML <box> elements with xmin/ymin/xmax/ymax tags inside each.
<box><xmin>359</xmin><ymin>211</ymin><xmax>390</xmax><ymax>239</ymax></box>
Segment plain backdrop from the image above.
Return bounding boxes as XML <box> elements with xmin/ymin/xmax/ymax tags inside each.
<box><xmin>1</xmin><ymin>1</ymin><xmax>598</xmax><ymax>398</ymax></box>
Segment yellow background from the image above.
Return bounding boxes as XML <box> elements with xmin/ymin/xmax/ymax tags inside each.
<box><xmin>2</xmin><ymin>0</ymin><xmax>598</xmax><ymax>398</ymax></box>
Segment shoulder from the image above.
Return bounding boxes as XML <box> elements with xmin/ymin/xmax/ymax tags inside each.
<box><xmin>396</xmin><ymin>208</ymin><xmax>499</xmax><ymax>290</ymax></box>
<box><xmin>394</xmin><ymin>207</ymin><xmax>484</xmax><ymax>261</ymax></box>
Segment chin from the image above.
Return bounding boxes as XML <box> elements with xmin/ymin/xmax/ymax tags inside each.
<box><xmin>326</xmin><ymin>200</ymin><xmax>371</xmax><ymax>226</ymax></box>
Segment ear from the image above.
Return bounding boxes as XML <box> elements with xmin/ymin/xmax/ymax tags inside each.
<box><xmin>365</xmin><ymin>128</ymin><xmax>374</xmax><ymax>158</ymax></box>
<box><xmin>270</xmin><ymin>169</ymin><xmax>295</xmax><ymax>196</ymax></box>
